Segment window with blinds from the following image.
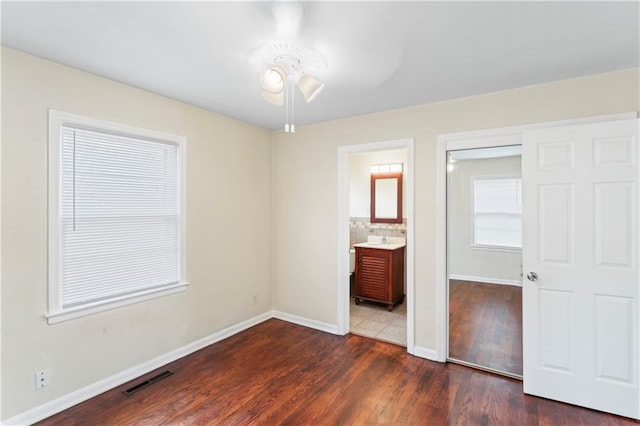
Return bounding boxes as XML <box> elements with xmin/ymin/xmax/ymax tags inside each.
<box><xmin>473</xmin><ymin>177</ymin><xmax>522</xmax><ymax>249</ymax></box>
<box><xmin>48</xmin><ymin>111</ymin><xmax>187</xmax><ymax>323</ymax></box>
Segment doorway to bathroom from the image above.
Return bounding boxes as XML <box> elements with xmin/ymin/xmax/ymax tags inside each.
<box><xmin>337</xmin><ymin>138</ymin><xmax>415</xmax><ymax>353</ymax></box>
<box><xmin>349</xmin><ymin>148</ymin><xmax>407</xmax><ymax>346</ymax></box>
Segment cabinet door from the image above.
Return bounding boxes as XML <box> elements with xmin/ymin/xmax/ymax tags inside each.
<box><xmin>357</xmin><ymin>248</ymin><xmax>389</xmax><ymax>301</ymax></box>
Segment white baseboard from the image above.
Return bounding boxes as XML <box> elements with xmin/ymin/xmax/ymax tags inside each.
<box><xmin>3</xmin><ymin>310</ymin><xmax>340</xmax><ymax>425</ymax></box>
<box><xmin>413</xmin><ymin>346</ymin><xmax>439</xmax><ymax>362</ymax></box>
<box><xmin>449</xmin><ymin>274</ymin><xmax>522</xmax><ymax>287</ymax></box>
<box><xmin>2</xmin><ymin>311</ymin><xmax>273</xmax><ymax>426</ymax></box>
<box><xmin>272</xmin><ymin>310</ymin><xmax>339</xmax><ymax>335</ymax></box>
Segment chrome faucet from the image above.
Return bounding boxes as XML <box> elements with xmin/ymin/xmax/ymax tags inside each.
<box><xmin>381</xmin><ymin>234</ymin><xmax>388</xmax><ymax>244</ymax></box>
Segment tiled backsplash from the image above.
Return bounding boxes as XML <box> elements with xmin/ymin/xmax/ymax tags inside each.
<box><xmin>349</xmin><ymin>217</ymin><xmax>407</xmax><ymax>248</ymax></box>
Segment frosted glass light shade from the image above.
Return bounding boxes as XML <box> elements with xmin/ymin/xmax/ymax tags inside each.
<box><xmin>370</xmin><ymin>163</ymin><xmax>403</xmax><ymax>174</ymax></box>
<box><xmin>261</xmin><ymin>90</ymin><xmax>284</xmax><ymax>106</ymax></box>
<box><xmin>260</xmin><ymin>66</ymin><xmax>286</xmax><ymax>94</ymax></box>
<box><xmin>297</xmin><ymin>74</ymin><xmax>324</xmax><ymax>102</ymax></box>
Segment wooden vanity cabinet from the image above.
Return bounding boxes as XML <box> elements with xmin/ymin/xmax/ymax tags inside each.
<box><xmin>354</xmin><ymin>246</ymin><xmax>405</xmax><ymax>311</ymax></box>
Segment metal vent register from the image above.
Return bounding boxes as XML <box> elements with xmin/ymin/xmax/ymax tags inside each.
<box><xmin>123</xmin><ymin>370</ymin><xmax>174</xmax><ymax>396</ymax></box>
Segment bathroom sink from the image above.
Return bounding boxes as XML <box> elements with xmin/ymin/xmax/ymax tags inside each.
<box><xmin>353</xmin><ymin>236</ymin><xmax>406</xmax><ymax>250</ymax></box>
<box><xmin>353</xmin><ymin>241</ymin><xmax>405</xmax><ymax>250</ymax></box>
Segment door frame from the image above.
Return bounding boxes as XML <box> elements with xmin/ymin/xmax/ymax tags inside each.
<box><xmin>337</xmin><ymin>138</ymin><xmax>415</xmax><ymax>355</ymax></box>
<box><xmin>435</xmin><ymin>112</ymin><xmax>637</xmax><ymax>363</ymax></box>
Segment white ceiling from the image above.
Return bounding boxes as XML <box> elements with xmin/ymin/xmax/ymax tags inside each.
<box><xmin>2</xmin><ymin>1</ymin><xmax>638</xmax><ymax>130</ymax></box>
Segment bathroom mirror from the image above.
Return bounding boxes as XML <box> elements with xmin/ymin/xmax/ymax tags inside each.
<box><xmin>370</xmin><ymin>173</ymin><xmax>402</xmax><ymax>223</ymax></box>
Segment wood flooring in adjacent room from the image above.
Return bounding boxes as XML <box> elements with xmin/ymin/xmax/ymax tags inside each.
<box><xmin>449</xmin><ymin>279</ymin><xmax>523</xmax><ymax>375</ymax></box>
<box><xmin>37</xmin><ymin>319</ymin><xmax>636</xmax><ymax>425</ymax></box>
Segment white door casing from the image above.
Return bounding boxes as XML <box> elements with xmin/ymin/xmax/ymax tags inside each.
<box><xmin>522</xmin><ymin>118</ymin><xmax>639</xmax><ymax>419</ymax></box>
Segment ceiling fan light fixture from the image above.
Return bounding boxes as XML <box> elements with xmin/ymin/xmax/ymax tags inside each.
<box><xmin>261</xmin><ymin>90</ymin><xmax>285</xmax><ymax>106</ymax></box>
<box><xmin>248</xmin><ymin>3</ymin><xmax>328</xmax><ymax>133</ymax></box>
<box><xmin>297</xmin><ymin>74</ymin><xmax>324</xmax><ymax>103</ymax></box>
<box><xmin>259</xmin><ymin>65</ymin><xmax>286</xmax><ymax>94</ymax></box>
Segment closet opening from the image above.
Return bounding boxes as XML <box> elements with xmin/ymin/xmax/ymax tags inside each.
<box><xmin>446</xmin><ymin>145</ymin><xmax>523</xmax><ymax>379</ymax></box>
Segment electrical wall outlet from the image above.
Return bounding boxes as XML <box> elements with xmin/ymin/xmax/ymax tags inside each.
<box><xmin>35</xmin><ymin>369</ymin><xmax>50</xmax><ymax>389</ymax></box>
<box><xmin>252</xmin><ymin>294</ymin><xmax>258</xmax><ymax>305</ymax></box>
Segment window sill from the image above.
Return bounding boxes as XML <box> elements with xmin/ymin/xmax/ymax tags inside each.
<box><xmin>46</xmin><ymin>282</ymin><xmax>189</xmax><ymax>325</ymax></box>
<box><xmin>470</xmin><ymin>244</ymin><xmax>522</xmax><ymax>254</ymax></box>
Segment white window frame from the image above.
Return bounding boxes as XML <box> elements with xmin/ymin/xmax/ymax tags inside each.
<box><xmin>471</xmin><ymin>174</ymin><xmax>522</xmax><ymax>253</ymax></box>
<box><xmin>47</xmin><ymin>110</ymin><xmax>188</xmax><ymax>324</ymax></box>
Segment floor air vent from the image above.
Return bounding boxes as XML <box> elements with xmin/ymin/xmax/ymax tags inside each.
<box><xmin>123</xmin><ymin>370</ymin><xmax>174</xmax><ymax>396</ymax></box>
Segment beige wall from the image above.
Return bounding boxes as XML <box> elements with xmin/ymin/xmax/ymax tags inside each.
<box><xmin>272</xmin><ymin>68</ymin><xmax>640</xmax><ymax>349</ymax></box>
<box><xmin>448</xmin><ymin>156</ymin><xmax>522</xmax><ymax>282</ymax></box>
<box><xmin>348</xmin><ymin>149</ymin><xmax>407</xmax><ymax>218</ymax></box>
<box><xmin>2</xmin><ymin>44</ymin><xmax>639</xmax><ymax>421</ymax></box>
<box><xmin>1</xmin><ymin>47</ymin><xmax>273</xmax><ymax>419</ymax></box>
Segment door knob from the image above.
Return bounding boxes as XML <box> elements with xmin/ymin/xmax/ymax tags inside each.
<box><xmin>527</xmin><ymin>272</ymin><xmax>538</xmax><ymax>282</ymax></box>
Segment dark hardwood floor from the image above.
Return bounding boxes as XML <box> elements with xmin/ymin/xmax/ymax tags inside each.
<box><xmin>449</xmin><ymin>279</ymin><xmax>523</xmax><ymax>375</ymax></box>
<box><xmin>37</xmin><ymin>319</ymin><xmax>637</xmax><ymax>425</ymax></box>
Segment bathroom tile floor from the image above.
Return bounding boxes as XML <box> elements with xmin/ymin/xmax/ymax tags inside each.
<box><xmin>349</xmin><ymin>298</ymin><xmax>407</xmax><ymax>347</ymax></box>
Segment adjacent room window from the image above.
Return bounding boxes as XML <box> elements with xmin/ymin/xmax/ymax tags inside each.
<box><xmin>48</xmin><ymin>111</ymin><xmax>187</xmax><ymax>324</ymax></box>
<box><xmin>472</xmin><ymin>177</ymin><xmax>522</xmax><ymax>250</ymax></box>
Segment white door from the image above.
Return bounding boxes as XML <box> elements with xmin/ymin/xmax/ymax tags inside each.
<box><xmin>522</xmin><ymin>118</ymin><xmax>639</xmax><ymax>419</ymax></box>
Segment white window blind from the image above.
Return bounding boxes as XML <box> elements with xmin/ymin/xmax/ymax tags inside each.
<box><xmin>58</xmin><ymin>125</ymin><xmax>181</xmax><ymax>309</ymax></box>
<box><xmin>473</xmin><ymin>177</ymin><xmax>522</xmax><ymax>249</ymax></box>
